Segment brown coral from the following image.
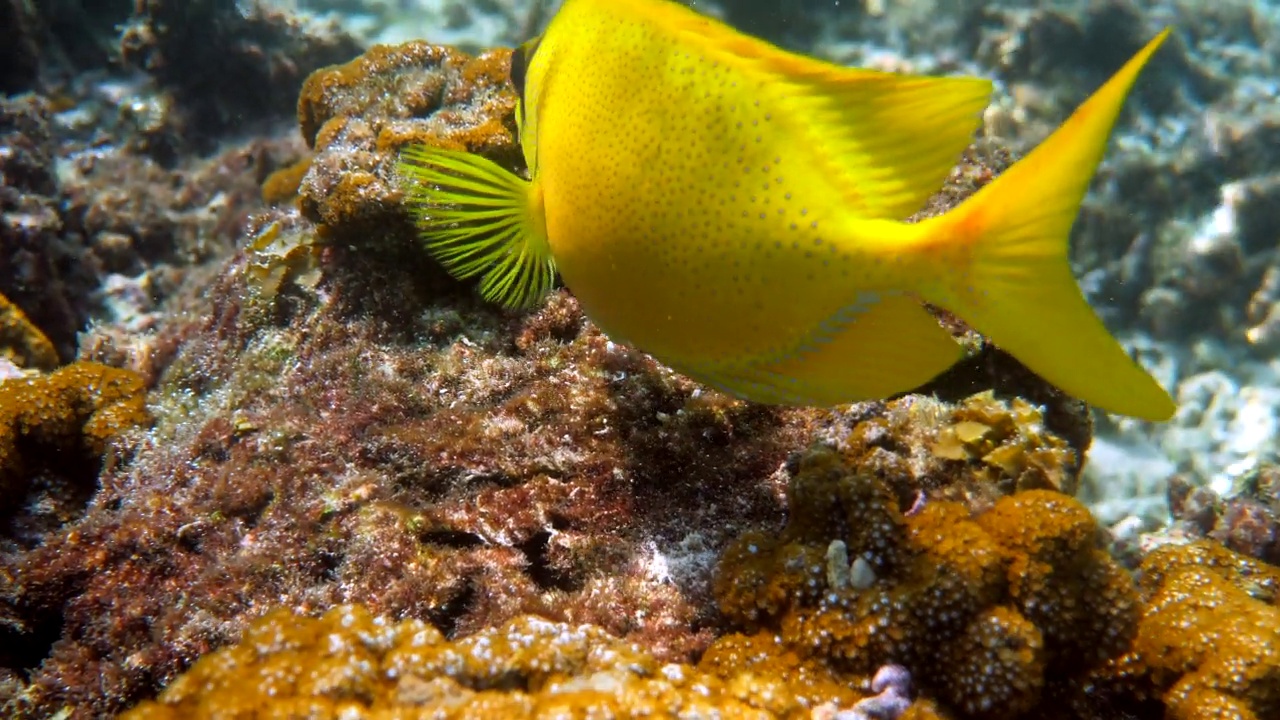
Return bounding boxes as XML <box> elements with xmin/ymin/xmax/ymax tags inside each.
<box><xmin>295</xmin><ymin>41</ymin><xmax>519</xmax><ymax>245</ymax></box>
<box><xmin>715</xmin><ymin>446</ymin><xmax>1138</xmax><ymax>720</ymax></box>
<box><xmin>828</xmin><ymin>390</ymin><xmax>1085</xmax><ymax>519</ymax></box>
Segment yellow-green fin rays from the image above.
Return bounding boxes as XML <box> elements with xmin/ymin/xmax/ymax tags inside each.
<box><xmin>398</xmin><ymin>145</ymin><xmax>554</xmax><ymax>309</ymax></box>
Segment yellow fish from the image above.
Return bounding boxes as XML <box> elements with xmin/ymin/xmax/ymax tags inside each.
<box><xmin>398</xmin><ymin>0</ymin><xmax>1176</xmax><ymax>421</ymax></box>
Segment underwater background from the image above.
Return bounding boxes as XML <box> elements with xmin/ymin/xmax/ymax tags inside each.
<box><xmin>1</xmin><ymin>0</ymin><xmax>1279</xmax><ymax>718</ymax></box>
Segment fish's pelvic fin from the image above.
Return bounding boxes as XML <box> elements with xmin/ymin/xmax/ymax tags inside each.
<box><xmin>680</xmin><ymin>292</ymin><xmax>962</xmax><ymax>407</ymax></box>
<box><xmin>398</xmin><ymin>145</ymin><xmax>555</xmax><ymax>309</ymax></box>
<box><xmin>918</xmin><ymin>29</ymin><xmax>1175</xmax><ymax>421</ymax></box>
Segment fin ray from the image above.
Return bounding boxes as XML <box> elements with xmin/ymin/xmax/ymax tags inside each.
<box><xmin>648</xmin><ymin>0</ymin><xmax>993</xmax><ymax>220</ymax></box>
<box><xmin>779</xmin><ymin>70</ymin><xmax>992</xmax><ymax>220</ymax></box>
<box><xmin>398</xmin><ymin>145</ymin><xmax>556</xmax><ymax>309</ymax></box>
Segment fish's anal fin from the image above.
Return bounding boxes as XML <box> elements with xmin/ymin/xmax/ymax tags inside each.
<box><xmin>398</xmin><ymin>145</ymin><xmax>556</xmax><ymax>310</ymax></box>
<box><xmin>682</xmin><ymin>292</ymin><xmax>963</xmax><ymax>406</ymax></box>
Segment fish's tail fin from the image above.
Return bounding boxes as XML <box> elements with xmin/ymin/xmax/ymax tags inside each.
<box><xmin>917</xmin><ymin>29</ymin><xmax>1175</xmax><ymax>421</ymax></box>
<box><xmin>397</xmin><ymin>145</ymin><xmax>555</xmax><ymax>310</ymax></box>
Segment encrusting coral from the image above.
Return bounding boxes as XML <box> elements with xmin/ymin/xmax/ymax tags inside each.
<box><xmin>714</xmin><ymin>446</ymin><xmax>1138</xmax><ymax>720</ymax></box>
<box><xmin>0</xmin><ymin>361</ymin><xmax>151</xmax><ymax>503</ymax></box>
<box><xmin>0</xmin><ymin>292</ymin><xmax>58</xmax><ymax>372</ymax></box>
<box><xmin>120</xmin><ymin>605</ymin><xmax>821</xmax><ymax>719</ymax></box>
<box><xmin>295</xmin><ymin>41</ymin><xmax>518</xmax><ymax>245</ymax></box>
<box><xmin>1104</xmin><ymin>540</ymin><xmax>1280</xmax><ymax>720</ymax></box>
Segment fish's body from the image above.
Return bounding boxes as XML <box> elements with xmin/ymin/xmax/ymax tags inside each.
<box><xmin>399</xmin><ymin>0</ymin><xmax>1177</xmax><ymax>420</ymax></box>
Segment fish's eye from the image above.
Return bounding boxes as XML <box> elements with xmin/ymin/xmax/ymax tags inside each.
<box><xmin>509</xmin><ymin>35</ymin><xmax>541</xmax><ymax>103</ymax></box>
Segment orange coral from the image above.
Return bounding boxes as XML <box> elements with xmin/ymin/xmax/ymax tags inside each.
<box><xmin>122</xmin><ymin>605</ymin><xmax>839</xmax><ymax>719</ymax></box>
<box><xmin>1119</xmin><ymin>540</ymin><xmax>1280</xmax><ymax>720</ymax></box>
<box><xmin>0</xmin><ymin>361</ymin><xmax>151</xmax><ymax>497</ymax></box>
<box><xmin>260</xmin><ymin>156</ymin><xmax>311</xmax><ymax>205</ymax></box>
<box><xmin>0</xmin><ymin>291</ymin><xmax>58</xmax><ymax>371</ymax></box>
<box><xmin>715</xmin><ymin>446</ymin><xmax>1138</xmax><ymax>719</ymax></box>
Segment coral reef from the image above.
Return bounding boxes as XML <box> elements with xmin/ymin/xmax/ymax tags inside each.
<box><xmin>0</xmin><ymin>30</ymin><xmax>1097</xmax><ymax>716</ymax></box>
<box><xmin>120</xmin><ymin>605</ymin><xmax>834</xmax><ymax>719</ymax></box>
<box><xmin>819</xmin><ymin>390</ymin><xmax>1085</xmax><ymax>516</ymax></box>
<box><xmin>0</xmin><ymin>292</ymin><xmax>58</xmax><ymax>371</ymax></box>
<box><xmin>1117</xmin><ymin>540</ymin><xmax>1280</xmax><ymax>720</ymax></box>
<box><xmin>120</xmin><ymin>0</ymin><xmax>363</xmax><ymax>142</ymax></box>
<box><xmin>295</xmin><ymin>41</ymin><xmax>519</xmax><ymax>245</ymax></box>
<box><xmin>0</xmin><ymin>361</ymin><xmax>150</xmax><ymax>527</ymax></box>
<box><xmin>0</xmin><ymin>0</ymin><xmax>133</xmax><ymax>92</ymax></box>
<box><xmin>0</xmin><ymin>88</ymin><xmax>305</xmax><ymax>362</ymax></box>
<box><xmin>0</xmin><ymin>93</ymin><xmax>90</xmax><ymax>360</ymax></box>
<box><xmin>0</xmin><ymin>255</ymin><xmax>821</xmax><ymax>716</ymax></box>
<box><xmin>1159</xmin><ymin>468</ymin><xmax>1280</xmax><ymax>565</ymax></box>
<box><xmin>0</xmin><ymin>357</ymin><xmax>152</xmax><ymax>701</ymax></box>
<box><xmin>715</xmin><ymin>446</ymin><xmax>1138</xmax><ymax>719</ymax></box>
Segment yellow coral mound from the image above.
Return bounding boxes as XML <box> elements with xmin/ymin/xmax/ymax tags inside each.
<box><xmin>1</xmin><ymin>361</ymin><xmax>150</xmax><ymax>496</ymax></box>
<box><xmin>0</xmin><ymin>291</ymin><xmax>57</xmax><ymax>371</ymax></box>
<box><xmin>122</xmin><ymin>606</ymin><xmax>834</xmax><ymax>719</ymax></box>
<box><xmin>1125</xmin><ymin>540</ymin><xmax>1280</xmax><ymax>720</ymax></box>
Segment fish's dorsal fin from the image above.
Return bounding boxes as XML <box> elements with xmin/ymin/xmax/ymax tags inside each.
<box><xmin>677</xmin><ymin>292</ymin><xmax>962</xmax><ymax>406</ymax></box>
<box><xmin>768</xmin><ymin>66</ymin><xmax>993</xmax><ymax>220</ymax></box>
<box><xmin>626</xmin><ymin>0</ymin><xmax>993</xmax><ymax>221</ymax></box>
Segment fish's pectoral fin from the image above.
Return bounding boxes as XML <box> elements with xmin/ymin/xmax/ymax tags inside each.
<box><xmin>397</xmin><ymin>145</ymin><xmax>556</xmax><ymax>310</ymax></box>
<box><xmin>681</xmin><ymin>292</ymin><xmax>963</xmax><ymax>407</ymax></box>
<box><xmin>774</xmin><ymin>63</ymin><xmax>992</xmax><ymax>220</ymax></box>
